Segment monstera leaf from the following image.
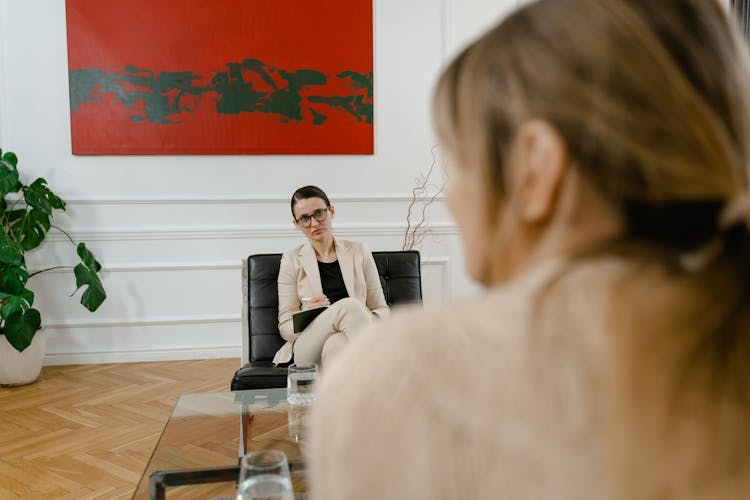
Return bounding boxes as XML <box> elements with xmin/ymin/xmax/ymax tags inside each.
<box><xmin>73</xmin><ymin>243</ymin><xmax>106</xmax><ymax>312</ymax></box>
<box><xmin>1</xmin><ymin>150</ymin><xmax>17</xmax><ymax>166</ymax></box>
<box><xmin>23</xmin><ymin>178</ymin><xmax>65</xmax><ymax>215</ymax></box>
<box><xmin>0</xmin><ymin>264</ymin><xmax>29</xmax><ymax>295</ymax></box>
<box><xmin>0</xmin><ymin>149</ymin><xmax>107</xmax><ymax>354</ymax></box>
<box><xmin>3</xmin><ymin>308</ymin><xmax>41</xmax><ymax>352</ymax></box>
<box><xmin>0</xmin><ymin>288</ymin><xmax>34</xmax><ymax>320</ymax></box>
<box><xmin>0</xmin><ymin>230</ymin><xmax>23</xmax><ymax>266</ymax></box>
<box><xmin>11</xmin><ymin>209</ymin><xmax>51</xmax><ymax>251</ymax></box>
<box><xmin>0</xmin><ymin>151</ymin><xmax>21</xmax><ymax>196</ymax></box>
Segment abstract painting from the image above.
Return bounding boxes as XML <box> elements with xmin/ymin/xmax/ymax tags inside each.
<box><xmin>65</xmin><ymin>0</ymin><xmax>373</xmax><ymax>155</ymax></box>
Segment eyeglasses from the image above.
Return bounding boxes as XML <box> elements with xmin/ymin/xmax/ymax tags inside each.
<box><xmin>295</xmin><ymin>208</ymin><xmax>329</xmax><ymax>228</ymax></box>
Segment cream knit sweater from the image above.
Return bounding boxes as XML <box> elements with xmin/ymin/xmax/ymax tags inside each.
<box><xmin>307</xmin><ymin>259</ymin><xmax>625</xmax><ymax>500</ymax></box>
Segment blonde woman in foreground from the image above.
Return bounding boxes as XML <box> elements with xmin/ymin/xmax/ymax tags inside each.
<box><xmin>308</xmin><ymin>0</ymin><xmax>750</xmax><ymax>499</ymax></box>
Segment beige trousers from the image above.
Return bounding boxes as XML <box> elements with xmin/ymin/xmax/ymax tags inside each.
<box><xmin>293</xmin><ymin>297</ymin><xmax>372</xmax><ymax>369</ymax></box>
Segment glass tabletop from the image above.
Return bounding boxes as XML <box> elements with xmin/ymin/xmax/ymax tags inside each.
<box><xmin>133</xmin><ymin>388</ymin><xmax>309</xmax><ymax>499</ymax></box>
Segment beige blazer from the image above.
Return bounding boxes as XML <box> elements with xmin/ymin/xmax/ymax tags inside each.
<box><xmin>273</xmin><ymin>238</ymin><xmax>389</xmax><ymax>364</ymax></box>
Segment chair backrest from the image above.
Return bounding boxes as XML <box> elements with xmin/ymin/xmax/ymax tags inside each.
<box><xmin>242</xmin><ymin>251</ymin><xmax>422</xmax><ymax>363</ymax></box>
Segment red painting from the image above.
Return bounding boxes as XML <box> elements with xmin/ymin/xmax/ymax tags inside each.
<box><xmin>65</xmin><ymin>0</ymin><xmax>373</xmax><ymax>155</ymax></box>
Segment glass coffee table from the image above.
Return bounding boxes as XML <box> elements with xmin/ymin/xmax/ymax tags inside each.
<box><xmin>133</xmin><ymin>388</ymin><xmax>309</xmax><ymax>499</ymax></box>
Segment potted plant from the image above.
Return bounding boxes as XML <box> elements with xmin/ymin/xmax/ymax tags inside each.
<box><xmin>0</xmin><ymin>148</ymin><xmax>106</xmax><ymax>385</ymax></box>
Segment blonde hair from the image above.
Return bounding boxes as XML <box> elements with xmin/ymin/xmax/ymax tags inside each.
<box><xmin>435</xmin><ymin>0</ymin><xmax>750</xmax><ymax>496</ymax></box>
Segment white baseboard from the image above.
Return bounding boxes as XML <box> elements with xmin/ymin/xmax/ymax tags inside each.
<box><xmin>43</xmin><ymin>346</ymin><xmax>241</xmax><ymax>366</ymax></box>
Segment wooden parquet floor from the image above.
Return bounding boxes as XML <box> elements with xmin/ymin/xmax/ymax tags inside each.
<box><xmin>0</xmin><ymin>359</ymin><xmax>239</xmax><ymax>499</ymax></box>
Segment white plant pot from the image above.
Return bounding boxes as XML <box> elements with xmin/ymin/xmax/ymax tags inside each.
<box><xmin>0</xmin><ymin>332</ymin><xmax>45</xmax><ymax>386</ymax></box>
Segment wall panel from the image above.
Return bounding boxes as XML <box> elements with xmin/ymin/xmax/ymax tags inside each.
<box><xmin>0</xmin><ymin>0</ymin><xmax>500</xmax><ymax>364</ymax></box>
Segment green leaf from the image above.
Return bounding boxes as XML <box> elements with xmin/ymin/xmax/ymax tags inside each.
<box><xmin>7</xmin><ymin>209</ymin><xmax>26</xmax><ymax>224</ymax></box>
<box><xmin>20</xmin><ymin>287</ymin><xmax>34</xmax><ymax>306</ymax></box>
<box><xmin>73</xmin><ymin>244</ymin><xmax>105</xmax><ymax>311</ymax></box>
<box><xmin>1</xmin><ymin>151</ymin><xmax>18</xmax><ymax>168</ymax></box>
<box><xmin>23</xmin><ymin>186</ymin><xmax>52</xmax><ymax>215</ymax></box>
<box><xmin>0</xmin><ymin>265</ymin><xmax>29</xmax><ymax>294</ymax></box>
<box><xmin>0</xmin><ymin>230</ymin><xmax>23</xmax><ymax>266</ymax></box>
<box><xmin>74</xmin><ymin>263</ymin><xmax>106</xmax><ymax>312</ymax></box>
<box><xmin>3</xmin><ymin>308</ymin><xmax>41</xmax><ymax>352</ymax></box>
<box><xmin>77</xmin><ymin>242</ymin><xmax>102</xmax><ymax>272</ymax></box>
<box><xmin>0</xmin><ymin>288</ymin><xmax>34</xmax><ymax>320</ymax></box>
<box><xmin>0</xmin><ymin>159</ymin><xmax>20</xmax><ymax>196</ymax></box>
<box><xmin>23</xmin><ymin>178</ymin><xmax>65</xmax><ymax>214</ymax></box>
<box><xmin>11</xmin><ymin>209</ymin><xmax>50</xmax><ymax>251</ymax></box>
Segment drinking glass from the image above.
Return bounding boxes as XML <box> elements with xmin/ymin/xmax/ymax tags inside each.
<box><xmin>287</xmin><ymin>403</ymin><xmax>311</xmax><ymax>443</ymax></box>
<box><xmin>237</xmin><ymin>450</ymin><xmax>293</xmax><ymax>500</ymax></box>
<box><xmin>287</xmin><ymin>363</ymin><xmax>318</xmax><ymax>407</ymax></box>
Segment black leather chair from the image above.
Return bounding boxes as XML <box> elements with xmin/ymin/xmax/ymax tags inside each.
<box><xmin>231</xmin><ymin>250</ymin><xmax>422</xmax><ymax>390</ymax></box>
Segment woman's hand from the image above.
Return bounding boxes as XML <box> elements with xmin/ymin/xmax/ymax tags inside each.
<box><xmin>302</xmin><ymin>294</ymin><xmax>330</xmax><ymax>309</ymax></box>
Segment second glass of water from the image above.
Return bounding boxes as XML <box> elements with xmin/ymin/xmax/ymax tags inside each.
<box><xmin>237</xmin><ymin>450</ymin><xmax>293</xmax><ymax>500</ymax></box>
<box><xmin>287</xmin><ymin>362</ymin><xmax>318</xmax><ymax>406</ymax></box>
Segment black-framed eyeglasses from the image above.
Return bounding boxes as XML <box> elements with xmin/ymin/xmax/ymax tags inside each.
<box><xmin>295</xmin><ymin>208</ymin><xmax>329</xmax><ymax>228</ymax></box>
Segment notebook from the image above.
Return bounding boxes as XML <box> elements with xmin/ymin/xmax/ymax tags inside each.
<box><xmin>292</xmin><ymin>306</ymin><xmax>327</xmax><ymax>333</ymax></box>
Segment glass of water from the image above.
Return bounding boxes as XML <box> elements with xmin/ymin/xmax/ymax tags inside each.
<box><xmin>287</xmin><ymin>363</ymin><xmax>318</xmax><ymax>407</ymax></box>
<box><xmin>287</xmin><ymin>403</ymin><xmax>311</xmax><ymax>443</ymax></box>
<box><xmin>237</xmin><ymin>450</ymin><xmax>293</xmax><ymax>500</ymax></box>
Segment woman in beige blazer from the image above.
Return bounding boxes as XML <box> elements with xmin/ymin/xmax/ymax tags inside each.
<box><xmin>272</xmin><ymin>186</ymin><xmax>389</xmax><ymax>367</ymax></box>
<box><xmin>308</xmin><ymin>1</ymin><xmax>750</xmax><ymax>499</ymax></box>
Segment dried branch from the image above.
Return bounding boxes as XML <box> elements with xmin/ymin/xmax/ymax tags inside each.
<box><xmin>403</xmin><ymin>145</ymin><xmax>445</xmax><ymax>250</ymax></box>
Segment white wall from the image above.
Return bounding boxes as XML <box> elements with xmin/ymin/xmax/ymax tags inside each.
<box><xmin>0</xmin><ymin>0</ymin><xmax>518</xmax><ymax>365</ymax></box>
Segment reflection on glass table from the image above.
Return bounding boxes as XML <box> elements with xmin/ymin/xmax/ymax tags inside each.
<box><xmin>133</xmin><ymin>388</ymin><xmax>309</xmax><ymax>499</ymax></box>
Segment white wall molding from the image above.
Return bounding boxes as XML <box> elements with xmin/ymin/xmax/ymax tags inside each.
<box><xmin>41</xmin><ymin>257</ymin><xmax>451</xmax><ymax>327</ymax></box>
<box><xmin>0</xmin><ymin>0</ymin><xmax>7</xmax><ymax>147</ymax></box>
<box><xmin>45</xmin><ymin>222</ymin><xmax>458</xmax><ymax>242</ymax></box>
<box><xmin>33</xmin><ymin>256</ymin><xmax>450</xmax><ymax>274</ymax></box>
<box><xmin>43</xmin><ymin>313</ymin><xmax>241</xmax><ymax>330</ymax></box>
<box><xmin>30</xmin><ymin>260</ymin><xmax>243</xmax><ymax>274</ymax></box>
<box><xmin>49</xmin><ymin>193</ymin><xmax>446</xmax><ymax>205</ymax></box>
<box><xmin>40</xmin><ymin>256</ymin><xmax>454</xmax><ymax>365</ymax></box>
<box><xmin>43</xmin><ymin>346</ymin><xmax>240</xmax><ymax>366</ymax></box>
<box><xmin>442</xmin><ymin>0</ymin><xmax>451</xmax><ymax>64</ymax></box>
<box><xmin>422</xmin><ymin>256</ymin><xmax>451</xmax><ymax>300</ymax></box>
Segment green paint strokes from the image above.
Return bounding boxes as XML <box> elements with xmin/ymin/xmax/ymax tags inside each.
<box><xmin>308</xmin><ymin>94</ymin><xmax>372</xmax><ymax>124</ymax></box>
<box><xmin>69</xmin><ymin>66</ymin><xmax>203</xmax><ymax>124</ymax></box>
<box><xmin>211</xmin><ymin>64</ymin><xmax>327</xmax><ymax>122</ymax></box>
<box><xmin>306</xmin><ymin>70</ymin><xmax>373</xmax><ymax>124</ymax></box>
<box><xmin>210</xmin><ymin>63</ymin><xmax>266</xmax><ymax>115</ymax></box>
<box><xmin>241</xmin><ymin>59</ymin><xmax>278</xmax><ymax>90</ymax></box>
<box><xmin>69</xmin><ymin>68</ymin><xmax>126</xmax><ymax>111</ymax></box>
<box><xmin>338</xmin><ymin>70</ymin><xmax>373</xmax><ymax>99</ymax></box>
<box><xmin>261</xmin><ymin>69</ymin><xmax>327</xmax><ymax>121</ymax></box>
<box><xmin>118</xmin><ymin>67</ymin><xmax>203</xmax><ymax>124</ymax></box>
<box><xmin>69</xmin><ymin>60</ymin><xmax>372</xmax><ymax>126</ymax></box>
<box><xmin>309</xmin><ymin>107</ymin><xmax>327</xmax><ymax>125</ymax></box>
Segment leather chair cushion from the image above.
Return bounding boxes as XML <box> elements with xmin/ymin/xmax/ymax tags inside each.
<box><xmin>231</xmin><ymin>250</ymin><xmax>422</xmax><ymax>391</ymax></box>
<box><xmin>231</xmin><ymin>361</ymin><xmax>288</xmax><ymax>390</ymax></box>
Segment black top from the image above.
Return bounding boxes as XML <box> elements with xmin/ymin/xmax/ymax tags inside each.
<box><xmin>318</xmin><ymin>260</ymin><xmax>349</xmax><ymax>304</ymax></box>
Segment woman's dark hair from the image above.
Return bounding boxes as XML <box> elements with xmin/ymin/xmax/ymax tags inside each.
<box><xmin>290</xmin><ymin>186</ymin><xmax>331</xmax><ymax>217</ymax></box>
